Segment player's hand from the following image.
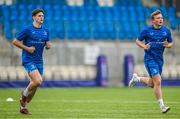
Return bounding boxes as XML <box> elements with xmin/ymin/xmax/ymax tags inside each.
<box><xmin>163</xmin><ymin>40</ymin><xmax>169</xmax><ymax>48</ymax></box>
<box><xmin>144</xmin><ymin>43</ymin><xmax>150</xmax><ymax>50</ymax></box>
<box><xmin>27</xmin><ymin>46</ymin><xmax>35</xmax><ymax>53</ymax></box>
<box><xmin>45</xmin><ymin>42</ymin><xmax>51</xmax><ymax>50</ymax></box>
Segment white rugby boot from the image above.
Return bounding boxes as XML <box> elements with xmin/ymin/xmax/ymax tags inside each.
<box><xmin>128</xmin><ymin>73</ymin><xmax>140</xmax><ymax>87</ymax></box>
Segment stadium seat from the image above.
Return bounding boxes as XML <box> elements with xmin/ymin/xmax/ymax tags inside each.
<box><xmin>78</xmin><ymin>7</ymin><xmax>87</xmax><ymax>21</ymax></box>
<box><xmin>0</xmin><ymin>70</ymin><xmax>8</xmax><ymax>80</ymax></box>
<box><xmin>131</xmin><ymin>22</ymin><xmax>139</xmax><ymax>38</ymax></box>
<box><xmin>95</xmin><ymin>6</ymin><xmax>105</xmax><ymax>21</ymax></box>
<box><xmin>62</xmin><ymin>5</ymin><xmax>71</xmax><ymax>21</ymax></box>
<box><xmin>69</xmin><ymin>66</ymin><xmax>80</xmax><ymax>80</ymax></box>
<box><xmin>128</xmin><ymin>6</ymin><xmax>137</xmax><ymax>22</ymax></box>
<box><xmin>86</xmin><ymin>6</ymin><xmax>96</xmax><ymax>21</ymax></box>
<box><xmin>162</xmin><ymin>66</ymin><xmax>170</xmax><ymax>79</ymax></box>
<box><xmin>160</xmin><ymin>6</ymin><xmax>168</xmax><ymax>18</ymax></box>
<box><xmin>176</xmin><ymin>66</ymin><xmax>180</xmax><ymax>78</ymax></box>
<box><xmin>0</xmin><ymin>67</ymin><xmax>16</xmax><ymax>80</ymax></box>
<box><xmin>15</xmin><ymin>66</ymin><xmax>26</xmax><ymax>80</ymax></box>
<box><xmin>136</xmin><ymin>6</ymin><xmax>145</xmax><ymax>22</ymax></box>
<box><xmin>50</xmin><ymin>66</ymin><xmax>62</xmax><ymax>80</ymax></box>
<box><xmin>10</xmin><ymin>4</ymin><xmax>18</xmax><ymax>21</ymax></box>
<box><xmin>77</xmin><ymin>66</ymin><xmax>88</xmax><ymax>80</ymax></box>
<box><xmin>112</xmin><ymin>6</ymin><xmax>120</xmax><ymax>21</ymax></box>
<box><xmin>86</xmin><ymin>66</ymin><xmax>96</xmax><ymax>80</ymax></box>
<box><xmin>44</xmin><ymin>66</ymin><xmax>53</xmax><ymax>80</ymax></box>
<box><xmin>60</xmin><ymin>66</ymin><xmax>71</xmax><ymax>80</ymax></box>
<box><xmin>53</xmin><ymin>5</ymin><xmax>63</xmax><ymax>21</ymax></box>
<box><xmin>169</xmin><ymin>66</ymin><xmax>178</xmax><ymax>79</ymax></box>
<box><xmin>119</xmin><ymin>6</ymin><xmax>128</xmax><ymax>22</ymax></box>
<box><xmin>134</xmin><ymin>64</ymin><xmax>148</xmax><ymax>77</ymax></box>
<box><xmin>81</xmin><ymin>21</ymin><xmax>90</xmax><ymax>39</ymax></box>
<box><xmin>145</xmin><ymin>7</ymin><xmax>151</xmax><ymax>18</ymax></box>
<box><xmin>70</xmin><ymin>7</ymin><xmax>80</xmax><ymax>21</ymax></box>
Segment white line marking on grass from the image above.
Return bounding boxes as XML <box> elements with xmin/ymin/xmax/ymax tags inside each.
<box><xmin>32</xmin><ymin>100</ymin><xmax>180</xmax><ymax>104</ymax></box>
<box><xmin>0</xmin><ymin>108</ymin><xmax>168</xmax><ymax>113</ymax></box>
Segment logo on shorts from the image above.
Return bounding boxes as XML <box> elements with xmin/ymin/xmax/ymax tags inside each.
<box><xmin>153</xmin><ymin>69</ymin><xmax>157</xmax><ymax>73</ymax></box>
<box><xmin>31</xmin><ymin>65</ymin><xmax>36</xmax><ymax>69</ymax></box>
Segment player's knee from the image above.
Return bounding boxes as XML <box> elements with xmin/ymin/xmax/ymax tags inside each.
<box><xmin>34</xmin><ymin>79</ymin><xmax>42</xmax><ymax>87</ymax></box>
<box><xmin>36</xmin><ymin>80</ymin><xmax>42</xmax><ymax>87</ymax></box>
<box><xmin>152</xmin><ymin>74</ymin><xmax>161</xmax><ymax>86</ymax></box>
<box><xmin>154</xmin><ymin>80</ymin><xmax>161</xmax><ymax>87</ymax></box>
<box><xmin>147</xmin><ymin>78</ymin><xmax>154</xmax><ymax>88</ymax></box>
<box><xmin>148</xmin><ymin>83</ymin><xmax>154</xmax><ymax>88</ymax></box>
<box><xmin>150</xmin><ymin>85</ymin><xmax>154</xmax><ymax>88</ymax></box>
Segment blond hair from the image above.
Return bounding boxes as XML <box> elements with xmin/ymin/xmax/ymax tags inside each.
<box><xmin>151</xmin><ymin>10</ymin><xmax>162</xmax><ymax>20</ymax></box>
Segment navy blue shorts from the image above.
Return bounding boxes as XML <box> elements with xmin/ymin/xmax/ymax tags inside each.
<box><xmin>23</xmin><ymin>62</ymin><xmax>44</xmax><ymax>75</ymax></box>
<box><xmin>145</xmin><ymin>60</ymin><xmax>163</xmax><ymax>77</ymax></box>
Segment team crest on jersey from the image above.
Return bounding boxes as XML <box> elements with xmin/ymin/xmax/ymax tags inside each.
<box><xmin>162</xmin><ymin>32</ymin><xmax>167</xmax><ymax>36</ymax></box>
<box><xmin>32</xmin><ymin>31</ymin><xmax>35</xmax><ymax>34</ymax></box>
<box><xmin>150</xmin><ymin>32</ymin><xmax>154</xmax><ymax>36</ymax></box>
<box><xmin>44</xmin><ymin>31</ymin><xmax>47</xmax><ymax>36</ymax></box>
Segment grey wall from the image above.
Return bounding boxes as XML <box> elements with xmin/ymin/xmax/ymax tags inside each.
<box><xmin>43</xmin><ymin>40</ymin><xmax>143</xmax><ymax>86</ymax></box>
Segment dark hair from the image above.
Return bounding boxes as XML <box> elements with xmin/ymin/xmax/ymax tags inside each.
<box><xmin>32</xmin><ymin>8</ymin><xmax>44</xmax><ymax>16</ymax></box>
<box><xmin>151</xmin><ymin>10</ymin><xmax>162</xmax><ymax>20</ymax></box>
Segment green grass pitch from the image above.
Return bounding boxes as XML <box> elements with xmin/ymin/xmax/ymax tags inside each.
<box><xmin>0</xmin><ymin>87</ymin><xmax>180</xmax><ymax>119</ymax></box>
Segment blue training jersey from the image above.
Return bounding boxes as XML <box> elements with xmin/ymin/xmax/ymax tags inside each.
<box><xmin>138</xmin><ymin>25</ymin><xmax>172</xmax><ymax>62</ymax></box>
<box><xmin>16</xmin><ymin>24</ymin><xmax>49</xmax><ymax>64</ymax></box>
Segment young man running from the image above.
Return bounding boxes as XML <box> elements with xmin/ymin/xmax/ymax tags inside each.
<box><xmin>129</xmin><ymin>10</ymin><xmax>173</xmax><ymax>113</ymax></box>
<box><xmin>13</xmin><ymin>8</ymin><xmax>51</xmax><ymax>114</ymax></box>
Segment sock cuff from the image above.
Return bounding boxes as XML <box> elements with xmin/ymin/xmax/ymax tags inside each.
<box><xmin>158</xmin><ymin>98</ymin><xmax>163</xmax><ymax>102</ymax></box>
<box><xmin>137</xmin><ymin>77</ymin><xmax>141</xmax><ymax>82</ymax></box>
<box><xmin>23</xmin><ymin>88</ymin><xmax>28</xmax><ymax>97</ymax></box>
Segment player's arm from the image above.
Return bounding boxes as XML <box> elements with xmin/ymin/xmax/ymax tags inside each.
<box><xmin>45</xmin><ymin>41</ymin><xmax>51</xmax><ymax>50</ymax></box>
<box><xmin>12</xmin><ymin>39</ymin><xmax>35</xmax><ymax>53</ymax></box>
<box><xmin>163</xmin><ymin>40</ymin><xmax>173</xmax><ymax>48</ymax></box>
<box><xmin>45</xmin><ymin>29</ymin><xmax>51</xmax><ymax>50</ymax></box>
<box><xmin>163</xmin><ymin>29</ymin><xmax>173</xmax><ymax>48</ymax></box>
<box><xmin>136</xmin><ymin>39</ymin><xmax>150</xmax><ymax>50</ymax></box>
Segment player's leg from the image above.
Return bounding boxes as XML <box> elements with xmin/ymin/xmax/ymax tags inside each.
<box><xmin>27</xmin><ymin>70</ymin><xmax>42</xmax><ymax>102</ymax></box>
<box><xmin>140</xmin><ymin>77</ymin><xmax>154</xmax><ymax>87</ymax></box>
<box><xmin>20</xmin><ymin>70</ymin><xmax>42</xmax><ymax>114</ymax></box>
<box><xmin>129</xmin><ymin>63</ymin><xmax>154</xmax><ymax>87</ymax></box>
<box><xmin>27</xmin><ymin>87</ymin><xmax>37</xmax><ymax>103</ymax></box>
<box><xmin>27</xmin><ymin>63</ymin><xmax>43</xmax><ymax>103</ymax></box>
<box><xmin>150</xmin><ymin>62</ymin><xmax>170</xmax><ymax>113</ymax></box>
<box><xmin>129</xmin><ymin>74</ymin><xmax>154</xmax><ymax>87</ymax></box>
<box><xmin>142</xmin><ymin>63</ymin><xmax>154</xmax><ymax>87</ymax></box>
<box><xmin>152</xmin><ymin>74</ymin><xmax>170</xmax><ymax>113</ymax></box>
<box><xmin>23</xmin><ymin>74</ymin><xmax>38</xmax><ymax>103</ymax></box>
<box><xmin>20</xmin><ymin>63</ymin><xmax>42</xmax><ymax>114</ymax></box>
<box><xmin>152</xmin><ymin>74</ymin><xmax>162</xmax><ymax>100</ymax></box>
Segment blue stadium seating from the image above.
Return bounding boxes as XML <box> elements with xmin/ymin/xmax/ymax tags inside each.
<box><xmin>136</xmin><ymin>6</ymin><xmax>146</xmax><ymax>22</ymax></box>
<box><xmin>86</xmin><ymin>6</ymin><xmax>96</xmax><ymax>21</ymax></box>
<box><xmin>112</xmin><ymin>6</ymin><xmax>120</xmax><ymax>21</ymax></box>
<box><xmin>1</xmin><ymin>0</ymin><xmax>178</xmax><ymax>40</ymax></box>
<box><xmin>0</xmin><ymin>5</ymin><xmax>3</xmax><ymax>27</ymax></box>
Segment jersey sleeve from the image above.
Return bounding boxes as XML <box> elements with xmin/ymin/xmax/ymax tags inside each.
<box><xmin>167</xmin><ymin>29</ymin><xmax>173</xmax><ymax>43</ymax></box>
<box><xmin>15</xmin><ymin>27</ymin><xmax>28</xmax><ymax>41</ymax></box>
<box><xmin>47</xmin><ymin>29</ymin><xmax>50</xmax><ymax>41</ymax></box>
<box><xmin>137</xmin><ymin>29</ymin><xmax>147</xmax><ymax>41</ymax></box>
